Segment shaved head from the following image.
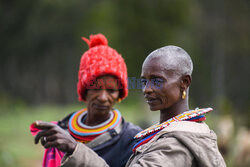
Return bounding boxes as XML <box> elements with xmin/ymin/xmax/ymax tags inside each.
<box><xmin>143</xmin><ymin>45</ymin><xmax>193</xmax><ymax>76</ymax></box>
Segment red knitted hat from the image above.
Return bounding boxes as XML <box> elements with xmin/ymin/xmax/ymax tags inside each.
<box><xmin>77</xmin><ymin>34</ymin><xmax>128</xmax><ymax>102</ymax></box>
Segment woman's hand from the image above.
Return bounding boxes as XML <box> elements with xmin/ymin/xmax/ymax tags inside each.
<box><xmin>33</xmin><ymin>121</ymin><xmax>77</xmax><ymax>154</ymax></box>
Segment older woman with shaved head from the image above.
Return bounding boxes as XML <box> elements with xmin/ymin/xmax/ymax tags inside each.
<box><xmin>50</xmin><ymin>45</ymin><xmax>226</xmax><ymax>167</ymax></box>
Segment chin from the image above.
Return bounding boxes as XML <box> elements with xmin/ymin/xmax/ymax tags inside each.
<box><xmin>149</xmin><ymin>105</ymin><xmax>161</xmax><ymax>111</ymax></box>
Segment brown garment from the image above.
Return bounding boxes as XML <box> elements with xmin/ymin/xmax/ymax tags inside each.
<box><xmin>61</xmin><ymin>121</ymin><xmax>226</xmax><ymax>167</ymax></box>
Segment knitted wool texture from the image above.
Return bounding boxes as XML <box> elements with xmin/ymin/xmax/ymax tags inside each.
<box><xmin>77</xmin><ymin>34</ymin><xmax>128</xmax><ymax>101</ymax></box>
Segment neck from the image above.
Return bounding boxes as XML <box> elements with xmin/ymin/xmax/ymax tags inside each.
<box><xmin>84</xmin><ymin>110</ymin><xmax>111</xmax><ymax>126</ymax></box>
<box><xmin>160</xmin><ymin>99</ymin><xmax>189</xmax><ymax>123</ymax></box>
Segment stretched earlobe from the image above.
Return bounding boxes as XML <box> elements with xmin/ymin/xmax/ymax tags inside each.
<box><xmin>180</xmin><ymin>75</ymin><xmax>192</xmax><ymax>91</ymax></box>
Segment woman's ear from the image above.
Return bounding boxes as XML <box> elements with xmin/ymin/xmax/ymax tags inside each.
<box><xmin>180</xmin><ymin>75</ymin><xmax>192</xmax><ymax>91</ymax></box>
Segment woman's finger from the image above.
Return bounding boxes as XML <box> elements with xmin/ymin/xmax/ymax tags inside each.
<box><xmin>34</xmin><ymin>128</ymin><xmax>57</xmax><ymax>144</ymax></box>
<box><xmin>33</xmin><ymin>121</ymin><xmax>56</xmax><ymax>130</ymax></box>
<box><xmin>35</xmin><ymin>130</ymin><xmax>46</xmax><ymax>144</ymax></box>
<box><xmin>41</xmin><ymin>136</ymin><xmax>46</xmax><ymax>146</ymax></box>
<box><xmin>41</xmin><ymin>134</ymin><xmax>59</xmax><ymax>146</ymax></box>
<box><xmin>46</xmin><ymin>135</ymin><xmax>57</xmax><ymax>142</ymax></box>
<box><xmin>43</xmin><ymin>140</ymin><xmax>59</xmax><ymax>149</ymax></box>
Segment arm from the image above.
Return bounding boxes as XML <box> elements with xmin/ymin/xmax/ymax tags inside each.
<box><xmin>127</xmin><ymin>136</ymin><xmax>194</xmax><ymax>167</ymax></box>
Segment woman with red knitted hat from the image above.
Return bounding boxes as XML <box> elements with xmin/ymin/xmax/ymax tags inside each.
<box><xmin>31</xmin><ymin>34</ymin><xmax>142</xmax><ymax>167</ymax></box>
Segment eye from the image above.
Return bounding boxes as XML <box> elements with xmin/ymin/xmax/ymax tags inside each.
<box><xmin>151</xmin><ymin>78</ymin><xmax>164</xmax><ymax>87</ymax></box>
<box><xmin>140</xmin><ymin>79</ymin><xmax>147</xmax><ymax>86</ymax></box>
<box><xmin>89</xmin><ymin>88</ymin><xmax>101</xmax><ymax>93</ymax></box>
<box><xmin>107</xmin><ymin>89</ymin><xmax>117</xmax><ymax>94</ymax></box>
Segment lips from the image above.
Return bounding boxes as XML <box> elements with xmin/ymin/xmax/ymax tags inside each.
<box><xmin>145</xmin><ymin>96</ymin><xmax>158</xmax><ymax>104</ymax></box>
<box><xmin>93</xmin><ymin>104</ymin><xmax>109</xmax><ymax>110</ymax></box>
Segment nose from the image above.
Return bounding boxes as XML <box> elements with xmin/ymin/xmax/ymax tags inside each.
<box><xmin>143</xmin><ymin>81</ymin><xmax>153</xmax><ymax>95</ymax></box>
<box><xmin>97</xmin><ymin>90</ymin><xmax>109</xmax><ymax>102</ymax></box>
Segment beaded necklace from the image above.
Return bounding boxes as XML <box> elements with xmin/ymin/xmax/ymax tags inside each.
<box><xmin>68</xmin><ymin>108</ymin><xmax>122</xmax><ymax>143</ymax></box>
<box><xmin>132</xmin><ymin>108</ymin><xmax>212</xmax><ymax>152</ymax></box>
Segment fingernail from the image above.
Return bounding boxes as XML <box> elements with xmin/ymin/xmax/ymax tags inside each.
<box><xmin>35</xmin><ymin>120</ymin><xmax>40</xmax><ymax>126</ymax></box>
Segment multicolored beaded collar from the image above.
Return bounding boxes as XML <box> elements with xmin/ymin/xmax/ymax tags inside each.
<box><xmin>132</xmin><ymin>108</ymin><xmax>212</xmax><ymax>152</ymax></box>
<box><xmin>68</xmin><ymin>108</ymin><xmax>122</xmax><ymax>143</ymax></box>
<box><xmin>134</xmin><ymin>108</ymin><xmax>212</xmax><ymax>139</ymax></box>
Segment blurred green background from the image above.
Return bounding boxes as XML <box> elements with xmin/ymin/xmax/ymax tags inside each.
<box><xmin>0</xmin><ymin>0</ymin><xmax>250</xmax><ymax>166</ymax></box>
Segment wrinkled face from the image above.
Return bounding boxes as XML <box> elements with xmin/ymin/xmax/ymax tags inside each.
<box><xmin>141</xmin><ymin>57</ymin><xmax>182</xmax><ymax>111</ymax></box>
<box><xmin>85</xmin><ymin>75</ymin><xmax>119</xmax><ymax>117</ymax></box>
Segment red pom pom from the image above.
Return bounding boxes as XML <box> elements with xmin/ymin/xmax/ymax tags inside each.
<box><xmin>82</xmin><ymin>34</ymin><xmax>108</xmax><ymax>48</ymax></box>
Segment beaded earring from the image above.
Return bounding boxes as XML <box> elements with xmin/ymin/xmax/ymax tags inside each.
<box><xmin>117</xmin><ymin>98</ymin><xmax>122</xmax><ymax>103</ymax></box>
